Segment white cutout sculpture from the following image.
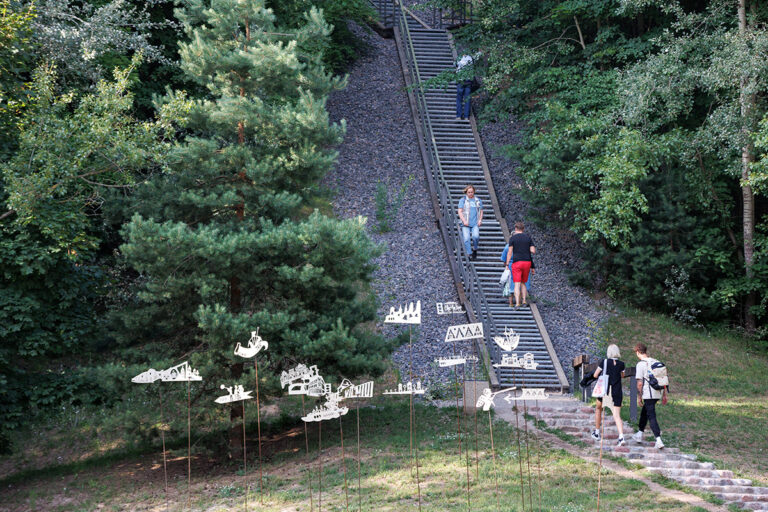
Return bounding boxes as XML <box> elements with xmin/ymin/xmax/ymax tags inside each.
<box><xmin>503</xmin><ymin>388</ymin><xmax>550</xmax><ymax>403</ymax></box>
<box><xmin>493</xmin><ymin>327</ymin><xmax>520</xmax><ymax>352</ymax></box>
<box><xmin>436</xmin><ymin>301</ymin><xmax>465</xmax><ymax>315</ymax></box>
<box><xmin>494</xmin><ymin>353</ymin><xmax>523</xmax><ymax>368</ymax></box>
<box><xmin>475</xmin><ymin>387</ymin><xmax>517</xmax><ymax>411</ymax></box>
<box><xmin>161</xmin><ymin>361</ymin><xmax>202</xmax><ymax>382</ymax></box>
<box><xmin>445</xmin><ymin>322</ymin><xmax>484</xmax><ymax>342</ymax></box>
<box><xmin>215</xmin><ymin>384</ymin><xmax>254</xmax><ymax>404</ymax></box>
<box><xmin>234</xmin><ymin>329</ymin><xmax>268</xmax><ymax>358</ymax></box>
<box><xmin>343</xmin><ymin>380</ymin><xmax>374</xmax><ymax>399</ymax></box>
<box><xmin>131</xmin><ymin>368</ymin><xmax>163</xmax><ymax>384</ymax></box>
<box><xmin>493</xmin><ymin>352</ymin><xmax>539</xmax><ymax>370</ymax></box>
<box><xmin>521</xmin><ymin>352</ymin><xmax>539</xmax><ymax>370</ymax></box>
<box><xmin>302</xmin><ymin>403</ymin><xmax>349</xmax><ymax>422</ymax></box>
<box><xmin>384</xmin><ymin>300</ymin><xmax>421</xmax><ymax>324</ymax></box>
<box><xmin>280</xmin><ymin>364</ymin><xmax>330</xmax><ymax>396</ymax></box>
<box><xmin>383</xmin><ymin>380</ymin><xmax>426</xmax><ymax>395</ymax></box>
<box><xmin>131</xmin><ymin>362</ymin><xmax>202</xmax><ymax>383</ymax></box>
<box><xmin>435</xmin><ymin>354</ymin><xmax>479</xmax><ymax>367</ymax></box>
<box><xmin>301</xmin><ymin>379</ymin><xmax>353</xmax><ymax>423</ymax></box>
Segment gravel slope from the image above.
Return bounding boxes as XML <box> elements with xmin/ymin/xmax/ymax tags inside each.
<box><xmin>324</xmin><ymin>25</ymin><xmax>476</xmax><ymax>391</ymax></box>
<box><xmin>326</xmin><ymin>23</ymin><xmax>611</xmax><ymax>390</ymax></box>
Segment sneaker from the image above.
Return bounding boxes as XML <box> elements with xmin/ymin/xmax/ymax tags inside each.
<box><xmin>654</xmin><ymin>437</ymin><xmax>665</xmax><ymax>449</ymax></box>
<box><xmin>469</xmin><ymin>252</ymin><xmax>477</xmax><ymax>261</ymax></box>
<box><xmin>616</xmin><ymin>436</ymin><xmax>625</xmax><ymax>447</ymax></box>
<box><xmin>591</xmin><ymin>429</ymin><xmax>600</xmax><ymax>441</ymax></box>
<box><xmin>632</xmin><ymin>431</ymin><xmax>644</xmax><ymax>443</ymax></box>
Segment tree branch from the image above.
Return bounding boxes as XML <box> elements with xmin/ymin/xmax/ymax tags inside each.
<box><xmin>573</xmin><ymin>16</ymin><xmax>586</xmax><ymax>50</ymax></box>
<box><xmin>0</xmin><ymin>209</ymin><xmax>16</xmax><ymax>221</ymax></box>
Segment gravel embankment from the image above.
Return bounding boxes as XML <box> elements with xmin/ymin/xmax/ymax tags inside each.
<box><xmin>324</xmin><ymin>24</ymin><xmax>476</xmax><ymax>391</ymax></box>
<box><xmin>477</xmin><ymin>119</ymin><xmax>615</xmax><ymax>378</ymax></box>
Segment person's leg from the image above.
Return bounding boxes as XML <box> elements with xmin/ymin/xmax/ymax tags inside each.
<box><xmin>461</xmin><ymin>225</ymin><xmax>472</xmax><ymax>257</ymax></box>
<box><xmin>594</xmin><ymin>400</ymin><xmax>603</xmax><ymax>430</ymax></box>
<box><xmin>461</xmin><ymin>84</ymin><xmax>471</xmax><ymax>118</ymax></box>
<box><xmin>520</xmin><ymin>262</ymin><xmax>530</xmax><ymax>304</ymax></box>
<box><xmin>513</xmin><ymin>281</ymin><xmax>521</xmax><ymax>307</ymax></box>
<box><xmin>638</xmin><ymin>402</ymin><xmax>648</xmax><ymax>433</ymax></box>
<box><xmin>612</xmin><ymin>406</ymin><xmax>624</xmax><ymax>436</ymax></box>
<box><xmin>456</xmin><ymin>84</ymin><xmax>463</xmax><ymax>118</ymax></box>
<box><xmin>645</xmin><ymin>399</ymin><xmax>661</xmax><ymax>437</ymax></box>
<box><xmin>471</xmin><ymin>225</ymin><xmax>479</xmax><ymax>253</ymax></box>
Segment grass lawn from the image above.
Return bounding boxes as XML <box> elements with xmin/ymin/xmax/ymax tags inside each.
<box><xmin>600</xmin><ymin>308</ymin><xmax>768</xmax><ymax>485</ymax></box>
<box><xmin>0</xmin><ymin>401</ymin><xmax>712</xmax><ymax>512</ymax></box>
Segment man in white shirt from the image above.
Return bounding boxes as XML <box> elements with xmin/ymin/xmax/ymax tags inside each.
<box><xmin>455</xmin><ymin>54</ymin><xmax>475</xmax><ymax>120</ymax></box>
<box><xmin>632</xmin><ymin>343</ymin><xmax>664</xmax><ymax>449</ymax></box>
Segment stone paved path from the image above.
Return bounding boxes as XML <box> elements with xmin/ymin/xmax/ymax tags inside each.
<box><xmin>492</xmin><ymin>394</ymin><xmax>768</xmax><ymax>511</ymax></box>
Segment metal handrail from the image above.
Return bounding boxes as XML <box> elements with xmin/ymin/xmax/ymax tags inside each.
<box><xmin>395</xmin><ymin>2</ymin><xmax>500</xmax><ymax>357</ymax></box>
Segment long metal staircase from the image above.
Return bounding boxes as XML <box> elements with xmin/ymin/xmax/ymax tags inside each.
<box><xmin>374</xmin><ymin>1</ymin><xmax>569</xmax><ymax>390</ymax></box>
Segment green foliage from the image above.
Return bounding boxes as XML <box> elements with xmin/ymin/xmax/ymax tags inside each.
<box><xmin>0</xmin><ymin>0</ymin><xmax>35</xmax><ymax>158</ymax></box>
<box><xmin>0</xmin><ymin>58</ymin><xmax>187</xmax><ymax>453</ymax></box>
<box><xmin>374</xmin><ymin>176</ymin><xmax>412</xmax><ymax>233</ymax></box>
<box><xmin>267</xmin><ymin>0</ymin><xmax>375</xmax><ymax>72</ymax></box>
<box><xmin>119</xmin><ymin>0</ymin><xmax>393</xmax><ymax>447</ymax></box>
<box><xmin>459</xmin><ymin>0</ymin><xmax>768</xmax><ymax>333</ymax></box>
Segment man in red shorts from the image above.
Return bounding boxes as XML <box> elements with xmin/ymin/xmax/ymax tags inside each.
<box><xmin>504</xmin><ymin>221</ymin><xmax>536</xmax><ymax>307</ymax></box>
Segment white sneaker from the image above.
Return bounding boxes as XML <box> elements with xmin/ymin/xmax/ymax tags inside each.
<box><xmin>591</xmin><ymin>429</ymin><xmax>600</xmax><ymax>441</ymax></box>
<box><xmin>654</xmin><ymin>437</ymin><xmax>665</xmax><ymax>449</ymax></box>
<box><xmin>632</xmin><ymin>431</ymin><xmax>644</xmax><ymax>443</ymax></box>
<box><xmin>616</xmin><ymin>436</ymin><xmax>625</xmax><ymax>447</ymax></box>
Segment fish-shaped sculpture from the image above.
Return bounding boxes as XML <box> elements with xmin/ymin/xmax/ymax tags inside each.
<box><xmin>131</xmin><ymin>368</ymin><xmax>163</xmax><ymax>384</ymax></box>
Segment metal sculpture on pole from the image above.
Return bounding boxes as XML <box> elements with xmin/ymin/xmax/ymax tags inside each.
<box><xmin>384</xmin><ymin>300</ymin><xmax>423</xmax><ymax>511</ymax></box>
<box><xmin>234</xmin><ymin>330</ymin><xmax>268</xmax><ymax>505</ymax></box>
<box><xmin>215</xmin><ymin>383</ymin><xmax>254</xmax><ymax>511</ymax></box>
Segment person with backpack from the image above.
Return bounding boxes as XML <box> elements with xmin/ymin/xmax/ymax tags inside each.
<box><xmin>455</xmin><ymin>53</ymin><xmax>478</xmax><ymax>120</ymax></box>
<box><xmin>633</xmin><ymin>343</ymin><xmax>666</xmax><ymax>449</ymax></box>
<box><xmin>590</xmin><ymin>344</ymin><xmax>627</xmax><ymax>446</ymax></box>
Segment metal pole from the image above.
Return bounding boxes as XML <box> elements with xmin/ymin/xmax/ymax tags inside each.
<box><xmin>242</xmin><ymin>401</ymin><xmax>248</xmax><ymax>512</ymax></box>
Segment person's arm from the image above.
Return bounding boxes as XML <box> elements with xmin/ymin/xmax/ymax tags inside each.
<box><xmin>477</xmin><ymin>206</ymin><xmax>483</xmax><ymax>226</ymax></box>
<box><xmin>530</xmin><ymin>244</ymin><xmax>536</xmax><ymax>255</ymax></box>
<box><xmin>593</xmin><ymin>366</ymin><xmax>602</xmax><ymax>379</ymax></box>
<box><xmin>458</xmin><ymin>199</ymin><xmax>468</xmax><ymax>226</ymax></box>
<box><xmin>636</xmin><ymin>364</ymin><xmax>644</xmax><ymax>403</ymax></box>
<box><xmin>505</xmin><ymin>244</ymin><xmax>512</xmax><ymax>267</ymax></box>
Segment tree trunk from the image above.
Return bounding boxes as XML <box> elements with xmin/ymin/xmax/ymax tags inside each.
<box><xmin>738</xmin><ymin>0</ymin><xmax>757</xmax><ymax>332</ymax></box>
<box><xmin>229</xmin><ymin>19</ymin><xmax>251</xmax><ymax>457</ymax></box>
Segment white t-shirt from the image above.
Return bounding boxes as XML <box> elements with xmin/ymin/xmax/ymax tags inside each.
<box><xmin>636</xmin><ymin>359</ymin><xmax>662</xmax><ymax>400</ymax></box>
<box><xmin>456</xmin><ymin>55</ymin><xmax>474</xmax><ymax>71</ymax></box>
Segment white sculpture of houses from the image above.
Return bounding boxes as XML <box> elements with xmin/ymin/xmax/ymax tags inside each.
<box><xmin>280</xmin><ymin>364</ymin><xmax>329</xmax><ymax>396</ymax></box>
<box><xmin>384</xmin><ymin>300</ymin><xmax>421</xmax><ymax>325</ymax></box>
<box><xmin>383</xmin><ymin>380</ymin><xmax>426</xmax><ymax>395</ymax></box>
<box><xmin>160</xmin><ymin>361</ymin><xmax>203</xmax><ymax>382</ymax></box>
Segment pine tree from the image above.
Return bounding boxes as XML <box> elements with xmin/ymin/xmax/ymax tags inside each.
<box><xmin>120</xmin><ymin>0</ymin><xmax>391</xmax><ymax>451</ymax></box>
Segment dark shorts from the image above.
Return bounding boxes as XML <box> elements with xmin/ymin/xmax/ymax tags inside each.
<box><xmin>597</xmin><ymin>385</ymin><xmax>623</xmax><ymax>407</ymax></box>
<box><xmin>511</xmin><ymin>261</ymin><xmax>531</xmax><ymax>283</ymax></box>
